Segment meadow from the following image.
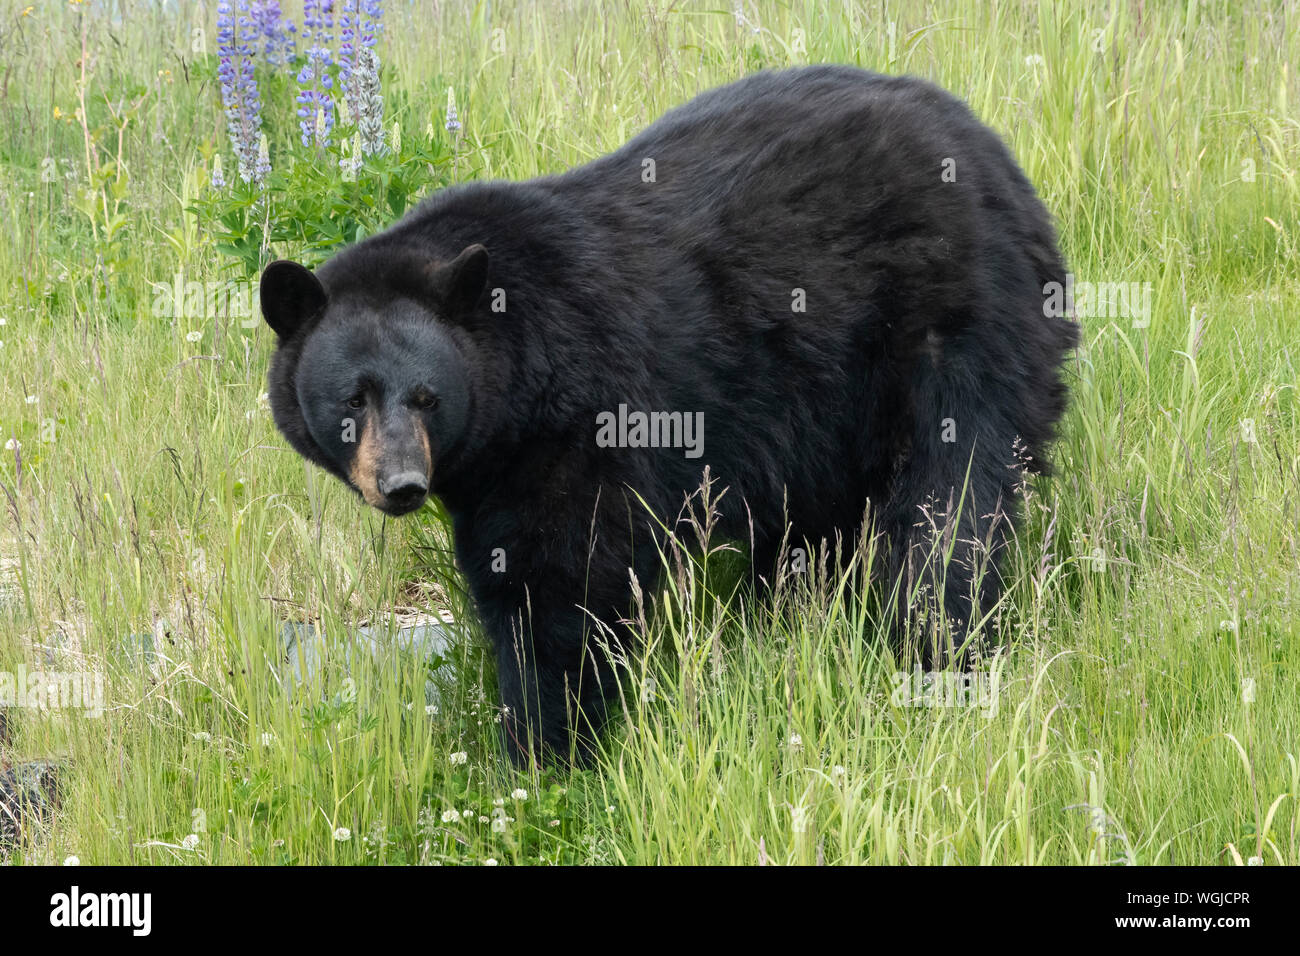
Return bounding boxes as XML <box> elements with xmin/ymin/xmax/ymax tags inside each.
<box><xmin>0</xmin><ymin>0</ymin><xmax>1297</xmax><ymax>865</ymax></box>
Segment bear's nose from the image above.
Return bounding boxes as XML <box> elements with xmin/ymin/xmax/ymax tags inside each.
<box><xmin>378</xmin><ymin>471</ymin><xmax>428</xmax><ymax>507</ymax></box>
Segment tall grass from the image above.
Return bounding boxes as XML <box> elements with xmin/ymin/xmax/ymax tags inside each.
<box><xmin>0</xmin><ymin>0</ymin><xmax>1297</xmax><ymax>864</ymax></box>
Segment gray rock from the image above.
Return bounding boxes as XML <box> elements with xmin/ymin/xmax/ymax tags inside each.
<box><xmin>0</xmin><ymin>759</ymin><xmax>60</xmax><ymax>850</ymax></box>
<box><xmin>280</xmin><ymin>620</ymin><xmax>454</xmax><ymax>704</ymax></box>
<box><xmin>120</xmin><ymin>630</ymin><xmax>156</xmax><ymax>664</ymax></box>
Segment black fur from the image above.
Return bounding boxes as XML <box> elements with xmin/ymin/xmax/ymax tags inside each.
<box><xmin>262</xmin><ymin>66</ymin><xmax>1077</xmax><ymax>764</ymax></box>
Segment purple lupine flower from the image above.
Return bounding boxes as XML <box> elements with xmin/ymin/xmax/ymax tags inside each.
<box><xmin>342</xmin><ymin>0</ymin><xmax>383</xmax><ymax>66</ymax></box>
<box><xmin>359</xmin><ymin>0</ymin><xmax>384</xmax><ymax>47</ymax></box>
<box><xmin>217</xmin><ymin>1</ymin><xmax>267</xmax><ymax>184</ymax></box>
<box><xmin>248</xmin><ymin>0</ymin><xmax>295</xmax><ymax>66</ymax></box>
<box><xmin>296</xmin><ymin>0</ymin><xmax>336</xmax><ymax>147</ymax></box>
<box><xmin>337</xmin><ymin>0</ymin><xmax>359</xmax><ymax>89</ymax></box>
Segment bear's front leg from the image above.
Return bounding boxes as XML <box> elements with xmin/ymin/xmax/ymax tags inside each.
<box><xmin>487</xmin><ymin>596</ymin><xmax>621</xmax><ymax>765</ymax></box>
<box><xmin>455</xmin><ymin>503</ymin><xmax>651</xmax><ymax>766</ymax></box>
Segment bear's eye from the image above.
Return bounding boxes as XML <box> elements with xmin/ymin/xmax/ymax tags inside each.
<box><xmin>412</xmin><ymin>391</ymin><xmax>440</xmax><ymax>410</ymax></box>
<box><xmin>346</xmin><ymin>392</ymin><xmax>366</xmax><ymax>410</ymax></box>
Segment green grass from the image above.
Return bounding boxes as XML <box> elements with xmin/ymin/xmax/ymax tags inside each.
<box><xmin>1</xmin><ymin>0</ymin><xmax>1297</xmax><ymax>865</ymax></box>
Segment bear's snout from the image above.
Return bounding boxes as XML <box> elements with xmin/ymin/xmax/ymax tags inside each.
<box><xmin>347</xmin><ymin>408</ymin><xmax>433</xmax><ymax>515</ymax></box>
<box><xmin>377</xmin><ymin>470</ymin><xmax>429</xmax><ymax>515</ymax></box>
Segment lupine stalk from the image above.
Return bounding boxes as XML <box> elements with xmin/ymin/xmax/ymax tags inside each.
<box><xmin>359</xmin><ymin>0</ymin><xmax>384</xmax><ymax>47</ymax></box>
<box><xmin>445</xmin><ymin>86</ymin><xmax>462</xmax><ymax>134</ymax></box>
<box><xmin>296</xmin><ymin>0</ymin><xmax>336</xmax><ymax>147</ymax></box>
<box><xmin>351</xmin><ymin>45</ymin><xmax>385</xmax><ymax>156</ymax></box>
<box><xmin>256</xmin><ymin>133</ymin><xmax>272</xmax><ymax>182</ymax></box>
<box><xmin>338</xmin><ymin>0</ymin><xmax>360</xmax><ymax>89</ymax></box>
<box><xmin>217</xmin><ymin>1</ymin><xmax>267</xmax><ymax>184</ymax></box>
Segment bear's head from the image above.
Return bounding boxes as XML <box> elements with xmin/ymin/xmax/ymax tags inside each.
<box><xmin>260</xmin><ymin>243</ymin><xmax>490</xmax><ymax>516</ymax></box>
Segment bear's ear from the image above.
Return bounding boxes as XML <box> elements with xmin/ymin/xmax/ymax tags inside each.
<box><xmin>430</xmin><ymin>243</ymin><xmax>489</xmax><ymax>318</ymax></box>
<box><xmin>260</xmin><ymin>260</ymin><xmax>328</xmax><ymax>339</ymax></box>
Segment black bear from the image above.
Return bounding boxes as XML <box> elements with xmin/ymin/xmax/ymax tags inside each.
<box><xmin>260</xmin><ymin>65</ymin><xmax>1077</xmax><ymax>764</ymax></box>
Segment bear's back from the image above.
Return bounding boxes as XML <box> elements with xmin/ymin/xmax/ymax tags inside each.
<box><xmin>543</xmin><ymin>67</ymin><xmax>1046</xmax><ymax>338</ymax></box>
